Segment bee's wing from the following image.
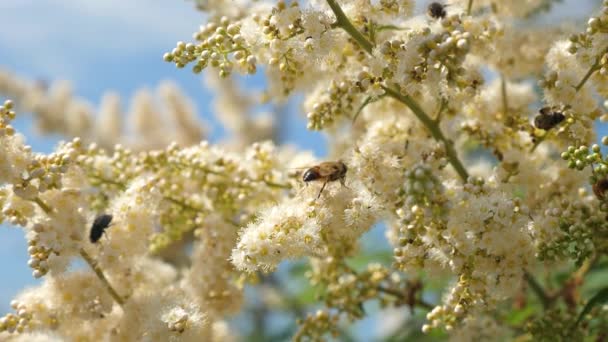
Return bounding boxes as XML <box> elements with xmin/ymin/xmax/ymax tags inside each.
<box><xmin>286</xmin><ymin>165</ymin><xmax>314</xmax><ymax>171</ymax></box>
<box><xmin>317</xmin><ymin>162</ymin><xmax>341</xmax><ymax>177</ymax></box>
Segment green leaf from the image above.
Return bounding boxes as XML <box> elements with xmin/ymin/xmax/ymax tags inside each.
<box><xmin>581</xmin><ymin>268</ymin><xmax>608</xmax><ymax>296</ymax></box>
<box><xmin>506</xmin><ymin>305</ymin><xmax>537</xmax><ymax>326</ymax></box>
<box><xmin>294</xmin><ymin>283</ymin><xmax>321</xmax><ymax>306</ymax></box>
<box><xmin>572</xmin><ymin>286</ymin><xmax>608</xmax><ymax>330</ymax></box>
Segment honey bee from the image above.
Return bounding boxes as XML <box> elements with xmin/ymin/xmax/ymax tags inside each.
<box><xmin>427</xmin><ymin>2</ymin><xmax>447</xmax><ymax>19</ymax></box>
<box><xmin>534</xmin><ymin>106</ymin><xmax>565</xmax><ymax>130</ymax></box>
<box><xmin>302</xmin><ymin>161</ymin><xmax>348</xmax><ymax>199</ymax></box>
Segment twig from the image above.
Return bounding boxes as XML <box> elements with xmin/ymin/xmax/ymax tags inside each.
<box><xmin>326</xmin><ymin>0</ymin><xmax>373</xmax><ymax>54</ymax></box>
<box><xmin>501</xmin><ymin>76</ymin><xmax>508</xmax><ymax>117</ymax></box>
<box><xmin>377</xmin><ymin>285</ymin><xmax>434</xmax><ymax>310</ymax></box>
<box><xmin>575</xmin><ymin>58</ymin><xmax>601</xmax><ymax>92</ymax></box>
<box><xmin>30</xmin><ymin>198</ymin><xmax>125</xmax><ymax>306</ymax></box>
<box><xmin>324</xmin><ymin>0</ymin><xmax>470</xmax><ymax>182</ymax></box>
<box><xmin>524</xmin><ymin>270</ymin><xmax>550</xmax><ymax>309</ymax></box>
<box><xmin>79</xmin><ymin>248</ymin><xmax>125</xmax><ymax>307</ymax></box>
<box><xmin>33</xmin><ymin>197</ymin><xmax>52</xmax><ymax>214</ymax></box>
<box><xmin>382</xmin><ymin>86</ymin><xmax>469</xmax><ymax>182</ymax></box>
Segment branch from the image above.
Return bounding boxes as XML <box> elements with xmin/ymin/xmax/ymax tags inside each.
<box><xmin>501</xmin><ymin>76</ymin><xmax>508</xmax><ymax>117</ymax></box>
<box><xmin>30</xmin><ymin>197</ymin><xmax>126</xmax><ymax>306</ymax></box>
<box><xmin>467</xmin><ymin>0</ymin><xmax>474</xmax><ymax>15</ymax></box>
<box><xmin>325</xmin><ymin>0</ymin><xmax>469</xmax><ymax>182</ymax></box>
<box><xmin>524</xmin><ymin>270</ymin><xmax>550</xmax><ymax>309</ymax></box>
<box><xmin>326</xmin><ymin>0</ymin><xmax>373</xmax><ymax>54</ymax></box>
<box><xmin>377</xmin><ymin>285</ymin><xmax>434</xmax><ymax>310</ymax></box>
<box><xmin>575</xmin><ymin>58</ymin><xmax>601</xmax><ymax>92</ymax></box>
<box><xmin>80</xmin><ymin>248</ymin><xmax>125</xmax><ymax>307</ymax></box>
<box><xmin>382</xmin><ymin>86</ymin><xmax>469</xmax><ymax>182</ymax></box>
<box><xmin>32</xmin><ymin>197</ymin><xmax>52</xmax><ymax>214</ymax></box>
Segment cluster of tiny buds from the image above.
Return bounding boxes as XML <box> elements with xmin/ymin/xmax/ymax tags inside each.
<box><xmin>0</xmin><ymin>300</ymin><xmax>33</xmax><ymax>334</ymax></box>
<box><xmin>380</xmin><ymin>21</ymin><xmax>478</xmax><ymax>87</ymax></box>
<box><xmin>400</xmin><ymin>164</ymin><xmax>440</xmax><ymax>207</ymax></box>
<box><xmin>259</xmin><ymin>1</ymin><xmax>302</xmax><ymax>39</ymax></box>
<box><xmin>538</xmin><ymin>218</ymin><xmax>595</xmax><ymax>262</ymax></box>
<box><xmin>567</xmin><ymin>1</ymin><xmax>608</xmax><ymax>53</ymax></box>
<box><xmin>163</xmin><ymin>16</ymin><xmax>255</xmax><ymax>77</ymax></box>
<box><xmin>77</xmin><ymin>142</ymin><xmax>138</xmax><ymax>189</ymax></box>
<box><xmin>306</xmin><ymin>80</ymin><xmax>358</xmax><ymax>130</ymax></box>
<box><xmin>538</xmin><ymin>70</ymin><xmax>559</xmax><ymax>90</ymax></box>
<box><xmin>527</xmin><ymin>308</ymin><xmax>585</xmax><ymax>341</ymax></box>
<box><xmin>306</xmin><ymin>72</ymin><xmax>382</xmax><ymax>130</ymax></box>
<box><xmin>267</xmin><ymin>49</ymin><xmax>302</xmax><ymax>96</ymax></box>
<box><xmin>13</xmin><ymin>153</ymin><xmax>72</xmax><ymax>201</ymax></box>
<box><xmin>1</xmin><ymin>205</ymin><xmax>28</xmax><ymax>227</ymax></box>
<box><xmin>0</xmin><ymin>99</ymin><xmax>16</xmax><ymax>136</ymax></box>
<box><xmin>423</xmin><ymin>280</ymin><xmax>470</xmax><ymax>333</ymax></box>
<box><xmin>27</xmin><ymin>224</ymin><xmax>54</xmax><ymax>278</ymax></box>
<box><xmin>393</xmin><ymin>164</ymin><xmax>443</xmax><ymax>267</ymax></box>
<box><xmin>560</xmin><ymin>143</ymin><xmax>604</xmax><ymax>171</ymax></box>
<box><xmin>294</xmin><ymin>309</ymin><xmax>339</xmax><ymax>342</ymax></box>
<box><xmin>463</xmin><ymin>176</ymin><xmax>486</xmax><ymax>194</ymax></box>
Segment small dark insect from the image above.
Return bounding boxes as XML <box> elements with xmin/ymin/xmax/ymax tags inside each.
<box><xmin>302</xmin><ymin>161</ymin><xmax>348</xmax><ymax>199</ymax></box>
<box><xmin>593</xmin><ymin>178</ymin><xmax>608</xmax><ymax>200</ymax></box>
<box><xmin>90</xmin><ymin>214</ymin><xmax>113</xmax><ymax>243</ymax></box>
<box><xmin>427</xmin><ymin>2</ymin><xmax>447</xmax><ymax>19</ymax></box>
<box><xmin>534</xmin><ymin>107</ymin><xmax>565</xmax><ymax>130</ymax></box>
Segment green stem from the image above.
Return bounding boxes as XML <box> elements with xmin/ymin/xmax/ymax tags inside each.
<box><xmin>382</xmin><ymin>86</ymin><xmax>470</xmax><ymax>182</ymax></box>
<box><xmin>376</xmin><ymin>285</ymin><xmax>434</xmax><ymax>310</ymax></box>
<box><xmin>501</xmin><ymin>76</ymin><xmax>508</xmax><ymax>117</ymax></box>
<box><xmin>575</xmin><ymin>59</ymin><xmax>601</xmax><ymax>92</ymax></box>
<box><xmin>434</xmin><ymin>98</ymin><xmax>448</xmax><ymax>123</ymax></box>
<box><xmin>530</xmin><ymin>136</ymin><xmax>544</xmax><ymax>153</ymax></box>
<box><xmin>326</xmin><ymin>0</ymin><xmax>373</xmax><ymax>54</ymax></box>
<box><xmin>31</xmin><ymin>193</ymin><xmax>125</xmax><ymax>307</ymax></box>
<box><xmin>80</xmin><ymin>248</ymin><xmax>125</xmax><ymax>307</ymax></box>
<box><xmin>325</xmin><ymin>0</ymin><xmax>469</xmax><ymax>182</ymax></box>
<box><xmin>467</xmin><ymin>0</ymin><xmax>474</xmax><ymax>15</ymax></box>
<box><xmin>524</xmin><ymin>270</ymin><xmax>550</xmax><ymax>309</ymax></box>
<box><xmin>89</xmin><ymin>174</ymin><xmax>127</xmax><ymax>191</ymax></box>
<box><xmin>33</xmin><ymin>197</ymin><xmax>51</xmax><ymax>214</ymax></box>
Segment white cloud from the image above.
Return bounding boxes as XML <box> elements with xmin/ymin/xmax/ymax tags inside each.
<box><xmin>0</xmin><ymin>0</ymin><xmax>205</xmax><ymax>81</ymax></box>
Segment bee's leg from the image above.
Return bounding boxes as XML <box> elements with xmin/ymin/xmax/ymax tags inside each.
<box><xmin>317</xmin><ymin>180</ymin><xmax>328</xmax><ymax>199</ymax></box>
<box><xmin>340</xmin><ymin>177</ymin><xmax>349</xmax><ymax>189</ymax></box>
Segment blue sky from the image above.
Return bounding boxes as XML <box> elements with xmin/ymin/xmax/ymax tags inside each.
<box><xmin>0</xmin><ymin>0</ymin><xmax>602</xmax><ymax>335</ymax></box>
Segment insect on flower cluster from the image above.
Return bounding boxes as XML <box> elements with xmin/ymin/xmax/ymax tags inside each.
<box><xmin>2</xmin><ymin>0</ymin><xmax>608</xmax><ymax>340</ymax></box>
<box><xmin>89</xmin><ymin>214</ymin><xmax>113</xmax><ymax>243</ymax></box>
<box><xmin>301</xmin><ymin>161</ymin><xmax>348</xmax><ymax>199</ymax></box>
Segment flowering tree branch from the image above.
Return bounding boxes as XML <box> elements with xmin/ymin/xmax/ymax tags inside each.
<box><xmin>382</xmin><ymin>86</ymin><xmax>470</xmax><ymax>181</ymax></box>
<box><xmin>326</xmin><ymin>0</ymin><xmax>470</xmax><ymax>182</ymax></box>
<box><xmin>575</xmin><ymin>58</ymin><xmax>601</xmax><ymax>91</ymax></box>
<box><xmin>325</xmin><ymin>0</ymin><xmax>374</xmax><ymax>54</ymax></box>
<box><xmin>3</xmin><ymin>0</ymin><xmax>608</xmax><ymax>340</ymax></box>
<box><xmin>79</xmin><ymin>248</ymin><xmax>125</xmax><ymax>306</ymax></box>
<box><xmin>29</xmin><ymin>195</ymin><xmax>126</xmax><ymax>307</ymax></box>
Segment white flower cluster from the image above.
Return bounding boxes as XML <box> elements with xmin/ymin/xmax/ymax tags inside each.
<box><xmin>0</xmin><ymin>70</ymin><xmax>207</xmax><ymax>150</ymax></box>
<box><xmin>3</xmin><ymin>0</ymin><xmax>608</xmax><ymax>340</ymax></box>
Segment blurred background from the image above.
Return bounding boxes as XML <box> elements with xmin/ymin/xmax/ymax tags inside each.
<box><xmin>0</xmin><ymin>0</ymin><xmax>602</xmax><ymax>340</ymax></box>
